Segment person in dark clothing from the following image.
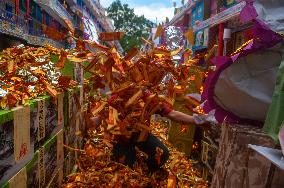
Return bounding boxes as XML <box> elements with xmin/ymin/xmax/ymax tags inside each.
<box><xmin>87</xmin><ymin>90</ymin><xmax>208</xmax><ymax>172</ymax></box>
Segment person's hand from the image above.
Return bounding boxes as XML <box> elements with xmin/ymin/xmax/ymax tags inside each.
<box><xmin>192</xmin><ymin>114</ymin><xmax>212</xmax><ymax>131</ymax></box>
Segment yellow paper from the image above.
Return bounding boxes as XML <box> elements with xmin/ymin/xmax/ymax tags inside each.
<box><xmin>14</xmin><ymin>106</ymin><xmax>30</xmax><ymax>162</ymax></box>
<box><xmin>108</xmin><ymin>107</ymin><xmax>118</xmax><ymax>126</ymax></box>
<box><xmin>184</xmin><ymin>28</ymin><xmax>194</xmax><ymax>45</ymax></box>
<box><xmin>154</xmin><ymin>24</ymin><xmax>164</xmax><ymax>40</ymax></box>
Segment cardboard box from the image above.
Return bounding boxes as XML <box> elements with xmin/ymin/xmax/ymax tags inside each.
<box><xmin>1</xmin><ymin>166</ymin><xmax>27</xmax><ymax>188</ymax></box>
<box><xmin>64</xmin><ymin>87</ymin><xmax>85</xmax><ymax>160</ymax></box>
<box><xmin>212</xmin><ymin>124</ymin><xmax>276</xmax><ymax>188</ymax></box>
<box><xmin>0</xmin><ymin>129</ymin><xmax>64</xmax><ymax>188</ymax></box>
<box><xmin>0</xmin><ymin>106</ymin><xmax>33</xmax><ymax>186</ymax></box>
<box><xmin>31</xmin><ymin>95</ymin><xmax>63</xmax><ymax>151</ymax></box>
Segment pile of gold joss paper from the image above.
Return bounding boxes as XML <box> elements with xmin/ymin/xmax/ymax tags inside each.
<box><xmin>63</xmin><ymin>120</ymin><xmax>208</xmax><ymax>188</ymax></box>
<box><xmin>0</xmin><ymin>45</ymin><xmax>77</xmax><ymax>109</ymax></box>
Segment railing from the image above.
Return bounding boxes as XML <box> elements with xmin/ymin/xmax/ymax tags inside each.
<box><xmin>0</xmin><ymin>8</ymin><xmax>27</xmax><ymax>29</ymax></box>
<box><xmin>0</xmin><ymin>8</ymin><xmax>65</xmax><ymax>46</ymax></box>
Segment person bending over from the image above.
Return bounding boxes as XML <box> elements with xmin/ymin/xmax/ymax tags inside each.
<box><xmin>87</xmin><ymin>91</ymin><xmax>209</xmax><ymax>172</ymax></box>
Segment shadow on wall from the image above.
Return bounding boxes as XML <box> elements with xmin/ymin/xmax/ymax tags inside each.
<box><xmin>0</xmin><ymin>33</ymin><xmax>26</xmax><ymax>51</ymax></box>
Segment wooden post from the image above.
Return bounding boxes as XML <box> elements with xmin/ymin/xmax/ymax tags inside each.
<box><xmin>15</xmin><ymin>0</ymin><xmax>19</xmax><ymax>15</ymax></box>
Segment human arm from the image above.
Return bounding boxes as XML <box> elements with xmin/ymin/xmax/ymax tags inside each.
<box><xmin>166</xmin><ymin>110</ymin><xmax>196</xmax><ymax>124</ymax></box>
<box><xmin>166</xmin><ymin>110</ymin><xmax>211</xmax><ymax>129</ymax></box>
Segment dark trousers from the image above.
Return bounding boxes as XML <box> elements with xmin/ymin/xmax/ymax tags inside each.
<box><xmin>113</xmin><ymin>133</ymin><xmax>169</xmax><ymax>171</ymax></box>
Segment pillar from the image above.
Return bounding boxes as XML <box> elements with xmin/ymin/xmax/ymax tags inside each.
<box><xmin>15</xmin><ymin>0</ymin><xmax>19</xmax><ymax>15</ymax></box>
<box><xmin>26</xmin><ymin>0</ymin><xmax>30</xmax><ymax>16</ymax></box>
<box><xmin>42</xmin><ymin>10</ymin><xmax>45</xmax><ymax>24</ymax></box>
<box><xmin>218</xmin><ymin>23</ymin><xmax>224</xmax><ymax>56</ymax></box>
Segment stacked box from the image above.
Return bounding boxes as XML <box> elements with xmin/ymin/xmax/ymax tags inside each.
<box><xmin>0</xmin><ymin>106</ymin><xmax>33</xmax><ymax>186</ymax></box>
<box><xmin>33</xmin><ymin>96</ymin><xmax>62</xmax><ymax>150</ymax></box>
<box><xmin>2</xmin><ymin>165</ymin><xmax>27</xmax><ymax>188</ymax></box>
<box><xmin>0</xmin><ymin>130</ymin><xmax>64</xmax><ymax>188</ymax></box>
<box><xmin>64</xmin><ymin>87</ymin><xmax>84</xmax><ymax>160</ymax></box>
<box><xmin>0</xmin><ymin>86</ymin><xmax>81</xmax><ymax>187</ymax></box>
<box><xmin>64</xmin><ymin>89</ymin><xmax>78</xmax><ymax>159</ymax></box>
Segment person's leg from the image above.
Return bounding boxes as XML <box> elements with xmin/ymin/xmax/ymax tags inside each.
<box><xmin>136</xmin><ymin>134</ymin><xmax>169</xmax><ymax>172</ymax></box>
<box><xmin>112</xmin><ymin>142</ymin><xmax>136</xmax><ymax>168</ymax></box>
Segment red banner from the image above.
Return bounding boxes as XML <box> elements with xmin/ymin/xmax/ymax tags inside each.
<box><xmin>99</xmin><ymin>32</ymin><xmax>125</xmax><ymax>41</ymax></box>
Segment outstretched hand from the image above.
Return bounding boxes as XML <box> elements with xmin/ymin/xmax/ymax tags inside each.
<box><xmin>166</xmin><ymin>110</ymin><xmax>213</xmax><ymax>130</ymax></box>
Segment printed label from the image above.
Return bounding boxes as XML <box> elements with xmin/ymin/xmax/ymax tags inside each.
<box><xmin>37</xmin><ymin>100</ymin><xmax>46</xmax><ymax>141</ymax></box>
<box><xmin>14</xmin><ymin>106</ymin><xmax>30</xmax><ymax>162</ymax></box>
<box><xmin>9</xmin><ymin>167</ymin><xmax>27</xmax><ymax>188</ymax></box>
<box><xmin>38</xmin><ymin>147</ymin><xmax>45</xmax><ymax>188</ymax></box>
